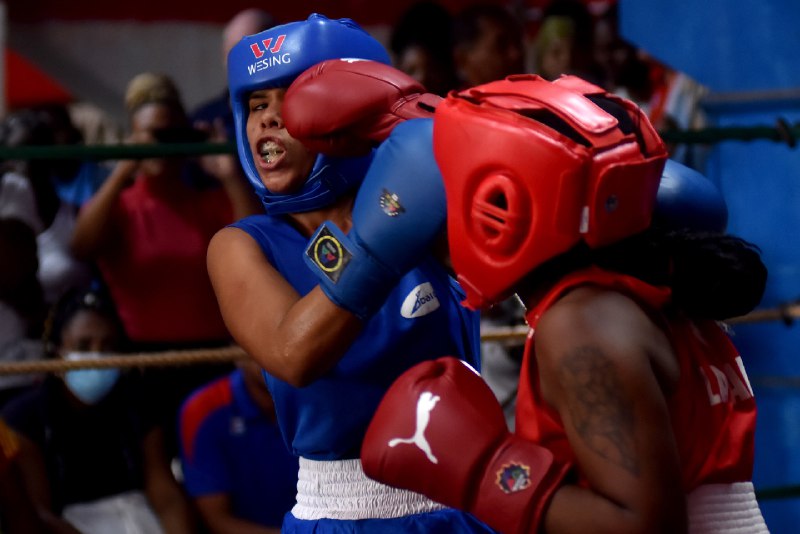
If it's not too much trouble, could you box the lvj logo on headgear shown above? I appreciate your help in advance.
[247,35,291,75]
[250,35,286,58]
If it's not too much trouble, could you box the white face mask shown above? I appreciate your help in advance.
[62,352,120,405]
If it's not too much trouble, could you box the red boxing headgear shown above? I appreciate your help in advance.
[434,75,668,310]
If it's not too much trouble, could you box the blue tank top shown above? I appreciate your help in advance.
[231,215,481,460]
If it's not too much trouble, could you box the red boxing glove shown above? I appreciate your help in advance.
[362,357,569,534]
[283,59,442,156]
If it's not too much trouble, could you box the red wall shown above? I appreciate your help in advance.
[8,0,525,25]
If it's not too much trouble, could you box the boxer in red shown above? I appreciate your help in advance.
[359,74,770,533]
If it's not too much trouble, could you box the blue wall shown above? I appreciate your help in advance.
[622,1,800,531]
[620,1,800,93]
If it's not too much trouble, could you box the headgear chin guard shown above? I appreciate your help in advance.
[434,74,668,310]
[227,13,391,214]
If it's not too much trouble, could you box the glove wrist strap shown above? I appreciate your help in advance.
[304,221,396,320]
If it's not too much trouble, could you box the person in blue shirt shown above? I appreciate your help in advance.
[207,13,494,534]
[179,359,297,533]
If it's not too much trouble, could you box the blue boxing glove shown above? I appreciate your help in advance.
[304,119,446,320]
[655,159,729,233]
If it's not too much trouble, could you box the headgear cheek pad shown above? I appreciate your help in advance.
[434,74,668,310]
[227,13,392,214]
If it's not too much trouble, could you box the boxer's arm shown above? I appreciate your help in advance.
[208,227,362,386]
[535,286,687,534]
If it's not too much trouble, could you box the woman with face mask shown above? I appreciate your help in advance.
[2,285,197,534]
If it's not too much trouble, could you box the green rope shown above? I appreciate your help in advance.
[0,141,235,161]
[756,484,800,500]
[0,120,799,161]
[660,119,799,147]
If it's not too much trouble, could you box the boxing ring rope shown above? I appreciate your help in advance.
[0,345,248,374]
[659,118,800,148]
[1,117,799,162]
[1,299,799,376]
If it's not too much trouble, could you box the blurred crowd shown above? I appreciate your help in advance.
[0,1,708,532]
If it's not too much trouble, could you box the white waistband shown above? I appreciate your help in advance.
[291,457,445,521]
[687,482,769,533]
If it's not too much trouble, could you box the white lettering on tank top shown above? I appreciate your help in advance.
[700,356,755,406]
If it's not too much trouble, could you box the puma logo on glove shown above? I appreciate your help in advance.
[388,391,440,463]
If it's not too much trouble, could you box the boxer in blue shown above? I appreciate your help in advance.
[208,14,495,533]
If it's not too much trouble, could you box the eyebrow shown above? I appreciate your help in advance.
[249,90,270,100]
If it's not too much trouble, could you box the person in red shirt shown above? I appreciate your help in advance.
[71,72,259,348]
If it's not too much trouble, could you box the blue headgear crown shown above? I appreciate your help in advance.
[227,13,391,214]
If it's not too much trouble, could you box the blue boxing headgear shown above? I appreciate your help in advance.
[227,13,392,214]
[655,159,729,233]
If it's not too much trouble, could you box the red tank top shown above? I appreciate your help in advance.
[515,267,757,491]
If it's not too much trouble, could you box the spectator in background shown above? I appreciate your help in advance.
[0,106,106,308]
[179,358,298,534]
[70,72,261,457]
[643,57,710,165]
[69,100,124,147]
[0,112,49,407]
[3,285,197,534]
[191,8,276,141]
[71,70,259,349]
[591,4,654,106]
[452,3,525,88]
[591,4,709,164]
[0,219,44,408]
[0,417,46,533]
[532,0,603,84]
[389,1,459,97]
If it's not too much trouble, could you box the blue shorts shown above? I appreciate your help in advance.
[282,508,498,533]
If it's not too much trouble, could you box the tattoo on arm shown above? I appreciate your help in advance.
[558,346,640,475]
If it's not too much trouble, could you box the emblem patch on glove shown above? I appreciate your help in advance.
[379,188,406,217]
[496,463,531,494]
[306,226,352,283]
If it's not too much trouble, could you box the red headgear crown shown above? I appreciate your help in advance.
[434,75,667,310]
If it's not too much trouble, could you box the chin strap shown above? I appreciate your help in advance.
[260,152,374,215]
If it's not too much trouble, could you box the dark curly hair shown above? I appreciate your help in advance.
[522,226,768,321]
[42,283,128,357]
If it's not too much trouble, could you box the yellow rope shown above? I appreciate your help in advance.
[725,303,800,325]
[0,346,248,375]
[0,305,791,376]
